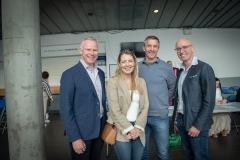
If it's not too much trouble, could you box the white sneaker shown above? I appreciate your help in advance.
[45,119,50,123]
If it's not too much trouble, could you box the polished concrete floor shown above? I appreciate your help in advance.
[1,113,240,160]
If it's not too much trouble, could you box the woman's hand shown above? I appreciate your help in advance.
[125,132,132,140]
[222,99,227,104]
[130,128,140,140]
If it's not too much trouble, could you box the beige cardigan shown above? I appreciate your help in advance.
[107,77,149,146]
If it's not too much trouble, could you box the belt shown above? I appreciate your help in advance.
[178,112,184,116]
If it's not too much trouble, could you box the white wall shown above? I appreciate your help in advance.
[0,28,240,88]
[41,28,240,79]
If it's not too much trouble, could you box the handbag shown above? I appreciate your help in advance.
[169,133,181,146]
[101,122,117,145]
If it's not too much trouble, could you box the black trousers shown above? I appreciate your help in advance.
[69,134,104,160]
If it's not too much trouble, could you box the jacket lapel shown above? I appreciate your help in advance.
[98,68,106,103]
[175,69,183,97]
[77,62,98,99]
[183,65,195,85]
[139,90,144,109]
[118,80,131,107]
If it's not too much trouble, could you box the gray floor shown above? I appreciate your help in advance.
[1,113,240,160]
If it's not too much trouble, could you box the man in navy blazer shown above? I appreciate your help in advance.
[172,38,215,160]
[60,37,107,160]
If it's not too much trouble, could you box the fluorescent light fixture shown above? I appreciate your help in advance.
[154,10,158,13]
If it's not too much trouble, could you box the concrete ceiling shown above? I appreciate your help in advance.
[1,0,240,39]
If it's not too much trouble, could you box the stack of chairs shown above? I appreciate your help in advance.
[230,86,240,93]
[0,99,7,134]
[221,86,239,101]
[222,89,236,99]
[221,87,230,91]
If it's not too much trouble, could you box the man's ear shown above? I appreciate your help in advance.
[79,48,82,55]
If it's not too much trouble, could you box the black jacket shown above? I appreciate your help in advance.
[172,60,216,132]
[237,89,240,102]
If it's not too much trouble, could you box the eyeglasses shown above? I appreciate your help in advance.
[174,45,192,52]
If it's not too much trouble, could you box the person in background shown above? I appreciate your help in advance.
[167,60,173,66]
[59,37,107,160]
[236,88,240,102]
[139,36,176,160]
[172,38,215,160]
[209,77,231,138]
[167,60,179,77]
[107,49,149,160]
[167,60,179,106]
[42,71,53,125]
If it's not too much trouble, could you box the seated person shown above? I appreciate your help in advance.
[237,88,240,102]
[209,78,231,138]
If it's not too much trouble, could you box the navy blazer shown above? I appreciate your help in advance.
[60,62,107,142]
[172,60,215,132]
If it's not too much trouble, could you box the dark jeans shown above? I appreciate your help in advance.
[177,114,209,160]
[69,135,104,160]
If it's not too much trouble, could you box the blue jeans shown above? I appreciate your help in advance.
[112,137,144,160]
[142,115,169,160]
[177,114,209,160]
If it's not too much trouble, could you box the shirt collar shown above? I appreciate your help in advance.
[180,56,198,71]
[80,59,98,71]
[142,57,160,64]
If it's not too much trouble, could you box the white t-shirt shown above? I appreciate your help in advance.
[126,90,140,122]
[215,87,222,101]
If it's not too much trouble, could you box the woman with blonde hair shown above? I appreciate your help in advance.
[107,49,149,160]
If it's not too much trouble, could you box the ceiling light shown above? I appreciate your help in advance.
[154,10,158,13]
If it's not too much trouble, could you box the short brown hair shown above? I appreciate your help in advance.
[144,36,160,46]
[42,71,49,79]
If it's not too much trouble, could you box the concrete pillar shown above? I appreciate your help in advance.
[2,0,46,159]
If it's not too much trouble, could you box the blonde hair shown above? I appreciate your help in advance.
[114,49,144,96]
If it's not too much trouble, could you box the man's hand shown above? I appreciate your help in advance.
[72,139,86,154]
[48,97,53,102]
[188,126,200,137]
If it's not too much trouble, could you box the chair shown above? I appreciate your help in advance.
[227,95,236,102]
[221,87,230,92]
[0,100,7,134]
[230,86,240,92]
[222,89,236,99]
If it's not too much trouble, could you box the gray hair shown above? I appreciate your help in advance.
[79,37,98,49]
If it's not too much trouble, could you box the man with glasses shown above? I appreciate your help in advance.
[172,38,215,160]
[139,36,176,160]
